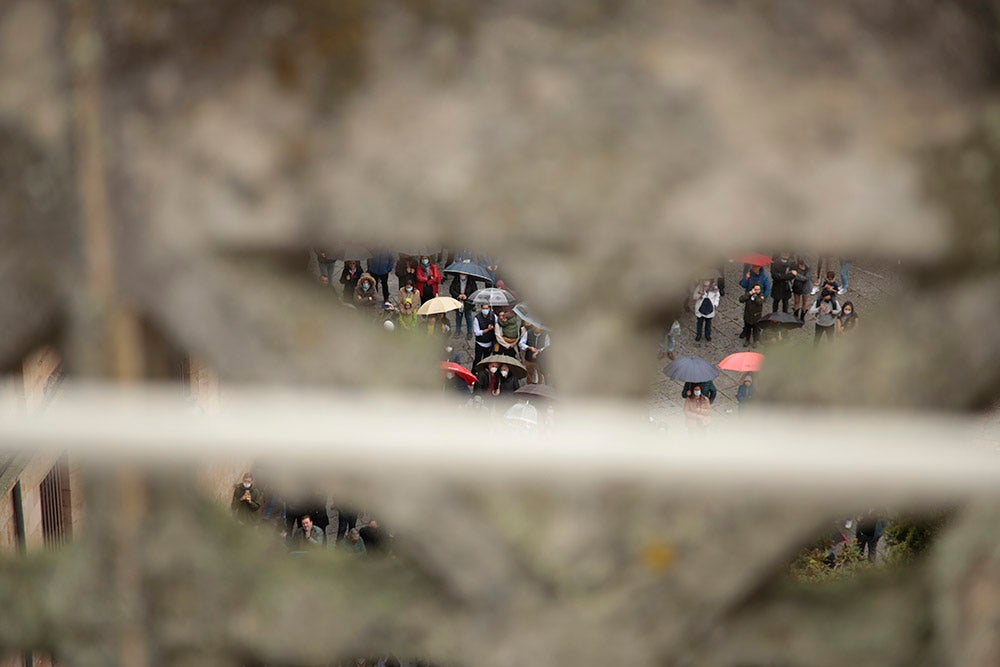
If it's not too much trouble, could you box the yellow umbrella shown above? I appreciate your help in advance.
[417,296,463,316]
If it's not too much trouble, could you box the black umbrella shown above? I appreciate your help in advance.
[443,260,493,282]
[662,356,719,383]
[759,311,804,329]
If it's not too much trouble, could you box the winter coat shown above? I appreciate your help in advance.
[354,273,379,308]
[394,256,419,288]
[366,251,396,276]
[692,285,720,319]
[739,292,766,325]
[231,484,263,520]
[770,257,795,300]
[681,381,717,404]
[739,269,772,300]
[340,263,362,295]
[448,274,480,310]
[683,396,712,426]
[791,263,812,295]
[416,262,443,300]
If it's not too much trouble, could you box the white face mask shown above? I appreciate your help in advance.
[500,370,509,378]
[242,482,252,489]
[693,390,701,397]
[844,309,852,315]
[406,286,413,292]
[489,367,498,374]
[421,259,430,266]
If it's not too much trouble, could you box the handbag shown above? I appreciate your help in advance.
[698,296,714,316]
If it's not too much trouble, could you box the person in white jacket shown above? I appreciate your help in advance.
[693,279,721,342]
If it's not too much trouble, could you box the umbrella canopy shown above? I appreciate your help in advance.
[662,356,719,383]
[417,296,463,316]
[512,303,550,331]
[443,260,493,282]
[718,352,764,372]
[735,253,773,267]
[475,354,527,379]
[759,311,805,329]
[441,361,476,386]
[469,287,517,307]
[514,383,556,401]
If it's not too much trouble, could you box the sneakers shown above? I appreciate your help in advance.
[742,338,750,347]
[838,287,847,295]
[810,285,819,295]
[465,332,472,341]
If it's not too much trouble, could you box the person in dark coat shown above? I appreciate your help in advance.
[770,252,794,314]
[738,284,765,348]
[339,260,362,302]
[855,510,885,563]
[448,273,480,340]
[791,256,811,321]
[394,255,419,291]
[230,472,263,523]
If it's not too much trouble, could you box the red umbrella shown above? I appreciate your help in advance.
[718,352,764,372]
[441,361,476,386]
[735,253,773,267]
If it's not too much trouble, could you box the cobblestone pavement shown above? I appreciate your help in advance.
[647,255,904,433]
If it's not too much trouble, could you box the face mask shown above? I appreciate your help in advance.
[243,482,252,489]
[693,390,701,397]
[481,308,489,315]
[405,286,413,292]
[446,372,454,379]
[501,370,509,378]
[844,309,852,315]
[363,283,370,290]
[421,259,429,266]
[489,367,498,374]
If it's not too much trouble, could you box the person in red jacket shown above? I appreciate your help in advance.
[415,255,443,302]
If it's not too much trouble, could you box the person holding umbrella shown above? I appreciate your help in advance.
[472,303,498,367]
[739,263,771,300]
[738,284,766,348]
[475,356,523,401]
[416,255,443,303]
[692,278,720,342]
[447,270,480,340]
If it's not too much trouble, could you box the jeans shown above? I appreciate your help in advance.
[814,323,835,344]
[840,261,851,291]
[454,307,474,333]
[695,316,712,339]
[318,260,337,285]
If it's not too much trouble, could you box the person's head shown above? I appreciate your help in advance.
[488,363,499,374]
[319,274,329,285]
[348,527,360,543]
[779,251,790,261]
[826,270,836,281]
[842,301,855,316]
[404,278,414,292]
[743,377,753,387]
[498,310,510,322]
[751,265,761,274]
[797,256,807,269]
[822,288,834,301]
[703,278,714,288]
[368,519,379,529]
[300,515,313,531]
[420,255,431,266]
[692,384,702,397]
[361,278,372,290]
[751,284,761,294]
[346,260,358,270]
[241,472,253,489]
[481,304,491,316]
[500,364,510,378]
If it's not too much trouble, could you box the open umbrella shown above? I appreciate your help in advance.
[470,287,517,307]
[515,384,556,401]
[443,260,493,283]
[718,352,764,372]
[735,253,773,267]
[417,296,463,316]
[662,356,719,383]
[441,361,476,386]
[513,303,550,331]
[475,354,527,379]
[759,311,804,329]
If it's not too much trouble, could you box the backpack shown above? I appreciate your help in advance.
[698,296,714,316]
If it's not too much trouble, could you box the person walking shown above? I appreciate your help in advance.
[738,284,765,348]
[808,287,841,344]
[692,279,720,342]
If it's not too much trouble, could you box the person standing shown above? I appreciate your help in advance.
[314,249,338,287]
[448,273,479,340]
[855,510,885,563]
[836,301,860,336]
[472,304,498,367]
[415,255,443,303]
[658,320,681,361]
[738,284,765,348]
[739,265,772,301]
[339,260,362,302]
[736,376,754,414]
[791,256,811,321]
[366,250,396,302]
[230,472,262,524]
[353,273,379,311]
[808,287,841,344]
[396,280,421,331]
[394,255,418,291]
[839,257,852,295]
[770,252,794,313]
[683,384,712,432]
[519,324,550,385]
[692,279,720,342]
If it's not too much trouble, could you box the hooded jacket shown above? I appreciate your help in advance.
[354,273,379,307]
